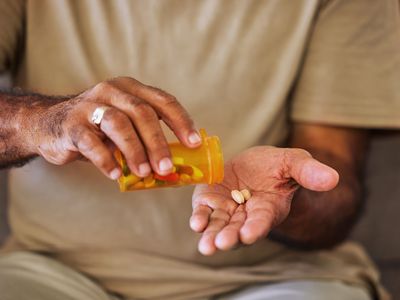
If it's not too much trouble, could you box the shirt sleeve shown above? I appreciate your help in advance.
[0,0,25,73]
[290,0,400,128]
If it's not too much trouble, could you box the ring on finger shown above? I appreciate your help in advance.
[91,106,111,126]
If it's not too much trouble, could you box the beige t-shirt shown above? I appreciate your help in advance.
[1,0,400,299]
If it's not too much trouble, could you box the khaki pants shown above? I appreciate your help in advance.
[0,252,371,300]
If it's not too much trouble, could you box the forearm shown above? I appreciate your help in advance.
[271,124,369,249]
[0,89,67,169]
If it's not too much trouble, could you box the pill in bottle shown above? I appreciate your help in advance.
[114,129,224,191]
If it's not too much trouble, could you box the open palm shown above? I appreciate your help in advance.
[191,146,339,255]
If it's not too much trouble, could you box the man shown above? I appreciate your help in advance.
[0,0,399,299]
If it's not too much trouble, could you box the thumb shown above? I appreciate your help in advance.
[285,149,339,192]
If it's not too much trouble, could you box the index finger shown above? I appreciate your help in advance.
[116,77,202,148]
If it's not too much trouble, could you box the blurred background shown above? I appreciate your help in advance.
[0,72,399,297]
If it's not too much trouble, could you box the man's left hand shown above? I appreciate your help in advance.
[190,146,339,256]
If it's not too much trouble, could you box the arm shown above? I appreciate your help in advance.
[271,123,369,249]
[0,77,201,177]
[0,90,62,169]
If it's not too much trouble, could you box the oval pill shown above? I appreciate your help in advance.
[240,189,252,201]
[231,189,245,204]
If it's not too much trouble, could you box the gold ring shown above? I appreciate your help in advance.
[91,106,110,126]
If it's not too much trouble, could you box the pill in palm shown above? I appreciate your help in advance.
[231,189,245,204]
[240,189,252,201]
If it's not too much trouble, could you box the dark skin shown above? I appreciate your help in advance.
[273,124,368,249]
[0,77,201,177]
[191,123,367,254]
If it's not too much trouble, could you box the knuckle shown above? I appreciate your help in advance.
[130,98,147,110]
[77,133,96,153]
[162,94,178,107]
[154,95,192,127]
[292,148,312,158]
[103,107,122,119]
[93,81,116,95]
[126,147,146,163]
[174,111,193,128]
[69,126,89,147]
[94,155,112,170]
[122,135,138,144]
[147,131,168,148]
[124,137,144,154]
[151,87,177,105]
[102,109,129,131]
[119,76,138,84]
[130,99,156,119]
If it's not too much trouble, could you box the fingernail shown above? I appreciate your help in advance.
[138,162,151,176]
[188,131,201,145]
[159,157,173,173]
[109,168,121,180]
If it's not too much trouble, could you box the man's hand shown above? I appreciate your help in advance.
[18,77,201,179]
[190,146,339,256]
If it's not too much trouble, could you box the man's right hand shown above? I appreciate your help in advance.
[26,77,201,179]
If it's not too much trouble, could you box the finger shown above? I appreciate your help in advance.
[70,126,121,180]
[239,198,275,245]
[112,77,201,148]
[198,209,231,256]
[103,90,173,175]
[285,149,339,192]
[215,205,246,251]
[190,205,212,232]
[98,107,151,177]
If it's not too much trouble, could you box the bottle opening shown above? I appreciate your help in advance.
[200,129,224,184]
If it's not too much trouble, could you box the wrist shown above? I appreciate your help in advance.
[16,101,45,156]
[17,94,69,156]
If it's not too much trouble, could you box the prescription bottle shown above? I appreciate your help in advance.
[115,129,224,191]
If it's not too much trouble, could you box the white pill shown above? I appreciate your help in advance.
[240,189,252,201]
[231,189,245,204]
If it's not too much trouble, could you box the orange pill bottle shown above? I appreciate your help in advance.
[114,129,224,191]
